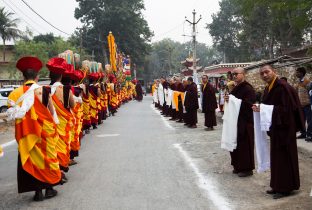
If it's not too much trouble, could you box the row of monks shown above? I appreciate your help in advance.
[151,76,199,128]
[5,56,137,201]
[151,65,304,200]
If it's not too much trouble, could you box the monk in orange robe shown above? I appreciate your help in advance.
[46,58,75,181]
[88,74,100,129]
[8,57,61,201]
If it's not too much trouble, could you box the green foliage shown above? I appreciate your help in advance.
[74,0,153,65]
[208,0,312,62]
[14,38,83,78]
[33,33,56,44]
[143,39,222,81]
[0,7,21,61]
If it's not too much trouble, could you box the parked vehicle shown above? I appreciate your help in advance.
[0,88,13,113]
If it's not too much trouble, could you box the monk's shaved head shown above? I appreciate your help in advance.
[233,67,245,74]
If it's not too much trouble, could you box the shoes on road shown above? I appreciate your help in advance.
[237,171,253,177]
[272,192,290,199]
[297,134,306,139]
[189,125,197,128]
[33,190,44,201]
[69,159,78,166]
[45,188,58,199]
[205,127,214,131]
[266,189,277,194]
[232,169,238,174]
[176,119,183,123]
[305,136,312,142]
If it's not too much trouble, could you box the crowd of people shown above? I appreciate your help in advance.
[152,64,310,199]
[0,56,140,201]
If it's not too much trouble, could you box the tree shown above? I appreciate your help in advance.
[208,0,312,62]
[207,0,242,63]
[74,0,153,65]
[143,39,222,81]
[14,37,84,78]
[33,33,56,44]
[0,7,21,62]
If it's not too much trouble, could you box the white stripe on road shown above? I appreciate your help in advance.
[310,188,312,197]
[1,140,16,148]
[150,104,175,130]
[173,143,231,210]
[96,134,120,138]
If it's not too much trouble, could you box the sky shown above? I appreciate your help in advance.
[0,0,220,46]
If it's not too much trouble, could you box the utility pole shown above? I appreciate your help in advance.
[168,46,173,76]
[185,10,202,84]
[133,63,137,80]
[79,28,83,54]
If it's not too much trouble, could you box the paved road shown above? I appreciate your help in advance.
[0,97,220,210]
[1,96,311,210]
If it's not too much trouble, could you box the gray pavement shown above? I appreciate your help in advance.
[0,96,311,210]
[0,97,216,210]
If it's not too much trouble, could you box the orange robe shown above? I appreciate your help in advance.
[82,93,91,129]
[89,90,98,124]
[9,84,61,185]
[71,103,83,154]
[52,94,73,170]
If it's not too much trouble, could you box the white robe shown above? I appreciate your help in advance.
[221,95,242,152]
[253,111,271,173]
[158,84,164,106]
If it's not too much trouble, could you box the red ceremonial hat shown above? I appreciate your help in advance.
[62,64,75,78]
[16,56,43,72]
[46,57,66,74]
[71,69,84,81]
[88,72,99,81]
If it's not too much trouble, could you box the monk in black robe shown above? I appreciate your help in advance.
[201,75,217,130]
[253,64,304,199]
[225,67,256,177]
[184,77,199,128]
[135,82,143,101]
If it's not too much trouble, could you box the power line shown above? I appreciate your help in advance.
[6,0,49,33]
[20,0,71,36]
[1,0,41,34]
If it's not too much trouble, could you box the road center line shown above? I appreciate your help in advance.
[173,143,232,210]
[150,104,175,130]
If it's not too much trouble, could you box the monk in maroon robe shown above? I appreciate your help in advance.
[253,64,304,199]
[225,67,256,177]
[184,77,199,128]
[135,82,143,101]
[201,75,217,130]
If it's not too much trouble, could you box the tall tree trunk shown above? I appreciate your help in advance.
[2,39,6,62]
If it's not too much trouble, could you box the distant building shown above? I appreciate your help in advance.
[203,62,252,88]
[180,57,203,77]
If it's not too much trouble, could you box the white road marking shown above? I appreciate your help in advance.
[96,134,120,138]
[310,188,312,196]
[150,104,175,130]
[173,143,232,210]
[1,140,16,148]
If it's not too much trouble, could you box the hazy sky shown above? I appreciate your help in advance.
[1,0,220,45]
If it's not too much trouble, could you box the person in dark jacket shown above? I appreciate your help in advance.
[184,77,199,128]
[201,75,218,130]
